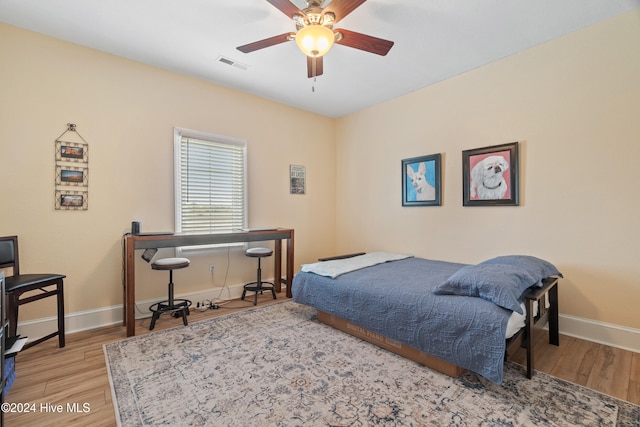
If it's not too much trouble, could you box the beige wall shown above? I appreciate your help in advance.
[0,24,336,320]
[335,10,640,330]
[1,10,639,334]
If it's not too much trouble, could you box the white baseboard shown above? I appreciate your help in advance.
[558,314,640,353]
[15,282,268,341]
[16,295,640,354]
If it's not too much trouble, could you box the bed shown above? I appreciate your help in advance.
[291,253,562,384]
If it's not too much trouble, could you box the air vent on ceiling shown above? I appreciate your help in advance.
[217,56,248,71]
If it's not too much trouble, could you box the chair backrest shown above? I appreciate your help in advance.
[0,235,19,275]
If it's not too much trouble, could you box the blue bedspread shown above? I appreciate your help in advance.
[292,257,512,383]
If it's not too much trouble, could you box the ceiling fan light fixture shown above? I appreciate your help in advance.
[295,24,335,57]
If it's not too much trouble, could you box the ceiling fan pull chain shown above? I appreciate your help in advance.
[311,55,317,92]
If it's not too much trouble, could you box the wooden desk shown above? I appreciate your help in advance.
[123,228,294,336]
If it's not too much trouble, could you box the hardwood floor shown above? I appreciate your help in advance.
[4,296,639,426]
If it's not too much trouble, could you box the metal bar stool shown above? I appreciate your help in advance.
[241,247,276,306]
[149,257,192,330]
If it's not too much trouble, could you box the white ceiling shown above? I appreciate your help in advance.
[1,0,638,118]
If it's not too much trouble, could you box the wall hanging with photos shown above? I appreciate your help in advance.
[54,123,89,210]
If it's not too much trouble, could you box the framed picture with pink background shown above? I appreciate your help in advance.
[462,142,519,206]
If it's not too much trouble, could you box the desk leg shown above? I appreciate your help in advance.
[274,239,282,293]
[286,230,294,298]
[122,238,127,327]
[124,235,136,337]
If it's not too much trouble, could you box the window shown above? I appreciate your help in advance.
[174,127,247,242]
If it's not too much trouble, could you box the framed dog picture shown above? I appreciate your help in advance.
[402,153,441,206]
[462,142,519,206]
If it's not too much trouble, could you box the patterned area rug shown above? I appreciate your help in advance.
[104,301,640,426]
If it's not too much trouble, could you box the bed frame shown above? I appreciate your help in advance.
[509,276,560,378]
[316,270,559,380]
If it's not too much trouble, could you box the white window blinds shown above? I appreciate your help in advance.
[174,128,247,235]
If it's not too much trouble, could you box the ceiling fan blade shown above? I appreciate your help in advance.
[266,0,302,18]
[334,29,394,56]
[307,56,324,78]
[324,0,367,23]
[237,33,294,53]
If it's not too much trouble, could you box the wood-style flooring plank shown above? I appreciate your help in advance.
[551,337,600,386]
[629,352,640,404]
[587,345,632,401]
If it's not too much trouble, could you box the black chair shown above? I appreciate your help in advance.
[241,247,276,305]
[148,257,192,330]
[0,236,65,349]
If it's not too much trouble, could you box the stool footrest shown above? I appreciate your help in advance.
[241,282,277,306]
[243,281,274,292]
[149,299,192,330]
[149,298,192,313]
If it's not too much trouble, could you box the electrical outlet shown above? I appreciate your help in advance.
[210,265,215,274]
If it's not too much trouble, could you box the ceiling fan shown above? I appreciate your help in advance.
[237,0,394,78]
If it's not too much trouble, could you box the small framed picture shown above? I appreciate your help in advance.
[402,153,441,206]
[56,165,88,186]
[55,190,88,210]
[462,142,519,206]
[290,165,306,195]
[56,140,88,163]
